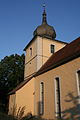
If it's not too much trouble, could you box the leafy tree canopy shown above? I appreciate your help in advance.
[0,54,25,92]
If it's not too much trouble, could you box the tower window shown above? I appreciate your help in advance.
[30,48,32,56]
[55,77,61,119]
[40,82,44,115]
[51,44,55,53]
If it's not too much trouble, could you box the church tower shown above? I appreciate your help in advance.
[24,6,67,80]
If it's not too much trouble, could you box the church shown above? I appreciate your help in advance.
[8,6,80,120]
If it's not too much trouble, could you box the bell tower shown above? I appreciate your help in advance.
[24,5,67,80]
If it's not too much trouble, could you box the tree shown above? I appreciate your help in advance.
[0,54,25,92]
[0,54,25,113]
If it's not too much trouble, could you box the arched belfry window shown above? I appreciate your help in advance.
[40,82,44,115]
[55,77,61,119]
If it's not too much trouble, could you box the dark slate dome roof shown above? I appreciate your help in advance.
[33,9,56,39]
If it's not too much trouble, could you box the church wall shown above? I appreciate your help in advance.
[24,36,43,78]
[37,37,66,67]
[24,36,66,78]
[24,36,66,79]
[42,38,66,66]
[25,39,37,63]
[36,36,43,71]
[35,57,80,119]
[42,38,66,57]
[24,38,37,78]
[8,93,16,115]
[15,77,35,116]
[24,57,37,79]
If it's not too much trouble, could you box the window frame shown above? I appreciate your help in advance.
[54,77,61,119]
[50,44,55,53]
[76,70,80,103]
[40,82,44,115]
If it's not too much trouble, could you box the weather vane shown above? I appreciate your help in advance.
[42,2,46,11]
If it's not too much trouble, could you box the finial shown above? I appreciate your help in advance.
[42,2,47,24]
[43,3,46,11]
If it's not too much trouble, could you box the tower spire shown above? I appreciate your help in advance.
[42,3,47,24]
[33,2,56,39]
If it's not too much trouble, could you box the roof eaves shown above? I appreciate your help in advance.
[35,51,80,76]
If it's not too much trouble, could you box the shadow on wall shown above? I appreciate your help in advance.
[61,92,80,120]
[37,93,80,120]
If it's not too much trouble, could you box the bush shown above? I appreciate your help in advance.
[0,112,43,120]
[0,112,17,120]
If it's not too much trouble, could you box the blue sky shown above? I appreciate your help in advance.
[0,0,80,60]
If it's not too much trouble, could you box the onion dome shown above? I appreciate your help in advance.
[33,6,56,39]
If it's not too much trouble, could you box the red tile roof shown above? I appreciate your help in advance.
[35,37,80,76]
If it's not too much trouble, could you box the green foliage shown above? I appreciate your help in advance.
[0,54,25,113]
[0,109,44,120]
[11,105,26,120]
[0,54,25,92]
[22,115,43,120]
[8,105,44,120]
[0,112,17,120]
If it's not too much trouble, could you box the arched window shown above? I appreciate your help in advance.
[55,77,61,119]
[40,82,44,115]
[77,70,80,97]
